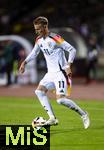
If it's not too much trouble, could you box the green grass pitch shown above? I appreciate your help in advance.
[0,96,104,150]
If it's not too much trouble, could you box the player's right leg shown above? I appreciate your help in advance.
[35,73,58,126]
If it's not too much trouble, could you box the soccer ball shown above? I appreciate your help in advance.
[32,117,46,129]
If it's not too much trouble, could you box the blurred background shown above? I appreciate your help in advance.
[0,0,104,86]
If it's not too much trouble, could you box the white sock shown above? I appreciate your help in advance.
[35,90,55,118]
[57,98,86,116]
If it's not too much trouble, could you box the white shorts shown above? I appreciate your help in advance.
[39,71,72,96]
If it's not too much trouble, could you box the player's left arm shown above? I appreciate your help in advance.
[60,40,76,77]
[52,34,76,77]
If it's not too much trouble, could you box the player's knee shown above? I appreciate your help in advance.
[56,94,65,104]
[35,89,46,97]
[57,98,64,104]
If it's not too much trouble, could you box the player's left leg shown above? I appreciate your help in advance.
[55,71,90,129]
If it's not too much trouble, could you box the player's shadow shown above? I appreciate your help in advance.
[89,125,104,130]
[50,127,83,136]
[50,124,104,136]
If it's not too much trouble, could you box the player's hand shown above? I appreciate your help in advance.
[65,63,72,78]
[65,67,72,78]
[19,61,26,74]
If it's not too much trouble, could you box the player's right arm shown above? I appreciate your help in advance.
[19,42,40,74]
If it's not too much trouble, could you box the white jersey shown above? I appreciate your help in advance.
[25,32,76,73]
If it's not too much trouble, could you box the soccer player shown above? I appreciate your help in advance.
[19,16,90,129]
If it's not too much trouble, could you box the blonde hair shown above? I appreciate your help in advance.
[33,16,48,26]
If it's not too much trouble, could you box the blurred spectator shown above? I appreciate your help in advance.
[3,40,14,86]
[1,14,10,25]
[0,45,6,73]
[11,42,26,84]
[0,41,26,86]
[86,34,100,84]
[80,23,90,39]
[0,13,11,34]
